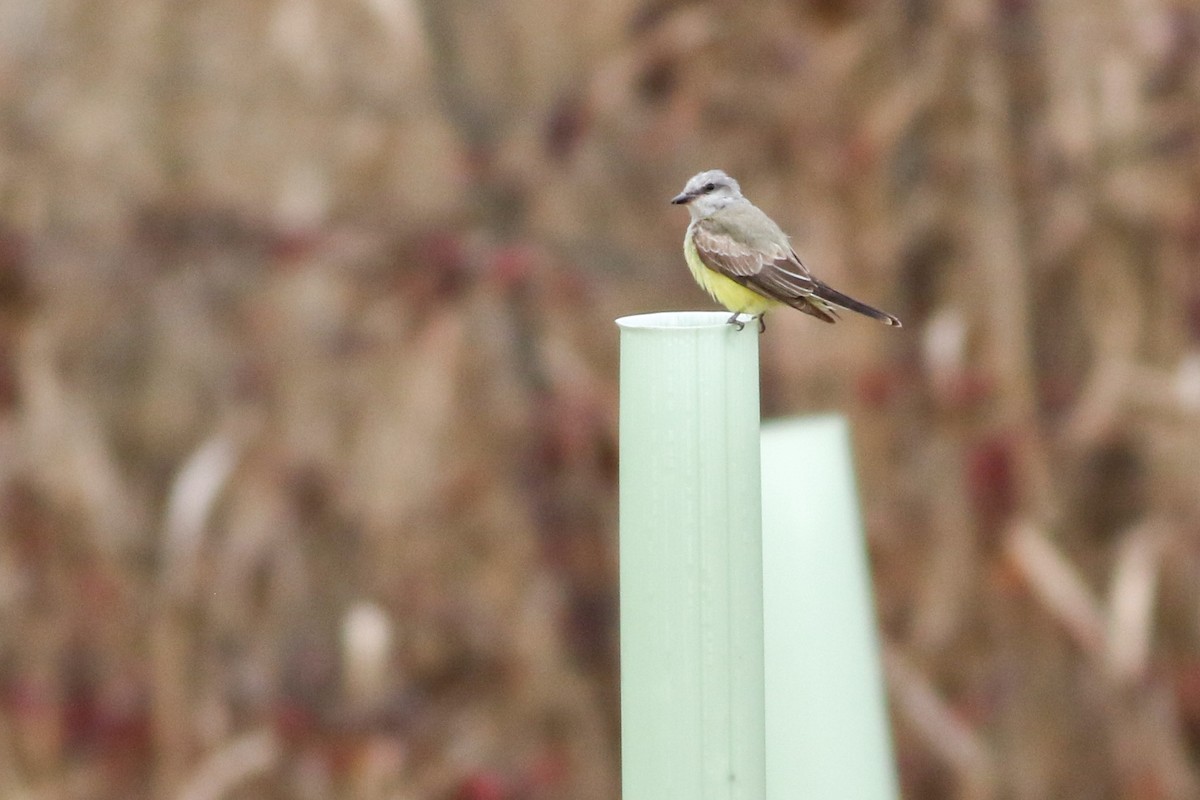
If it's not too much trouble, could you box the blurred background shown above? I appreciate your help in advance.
[1,0,1199,798]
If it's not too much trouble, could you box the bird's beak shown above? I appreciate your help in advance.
[670,192,691,205]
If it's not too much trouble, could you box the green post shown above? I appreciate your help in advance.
[616,311,766,800]
[760,415,898,799]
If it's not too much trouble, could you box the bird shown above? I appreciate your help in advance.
[671,169,902,332]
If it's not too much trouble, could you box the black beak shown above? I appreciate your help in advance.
[670,192,690,205]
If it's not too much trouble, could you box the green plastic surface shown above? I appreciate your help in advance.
[760,416,898,799]
[617,312,766,800]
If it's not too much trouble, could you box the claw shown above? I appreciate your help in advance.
[726,312,745,331]
[757,315,766,333]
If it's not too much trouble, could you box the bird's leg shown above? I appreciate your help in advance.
[757,315,766,334]
[726,312,746,331]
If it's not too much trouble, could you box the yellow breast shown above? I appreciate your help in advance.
[684,225,777,316]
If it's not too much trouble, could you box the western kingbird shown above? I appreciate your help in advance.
[672,169,902,331]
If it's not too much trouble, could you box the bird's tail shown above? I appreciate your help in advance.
[811,281,902,327]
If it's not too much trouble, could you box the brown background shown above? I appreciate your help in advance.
[1,1,1199,798]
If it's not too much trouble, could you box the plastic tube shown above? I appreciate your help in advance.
[760,415,898,799]
[616,311,765,800]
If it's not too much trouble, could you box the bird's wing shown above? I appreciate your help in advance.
[694,205,901,327]
[692,208,824,302]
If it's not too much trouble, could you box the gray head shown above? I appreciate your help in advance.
[671,169,746,220]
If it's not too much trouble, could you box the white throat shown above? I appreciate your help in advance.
[688,193,744,222]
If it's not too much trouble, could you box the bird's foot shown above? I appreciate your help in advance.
[726,312,746,331]
[757,315,766,334]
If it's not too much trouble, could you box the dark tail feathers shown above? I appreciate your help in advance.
[811,281,902,327]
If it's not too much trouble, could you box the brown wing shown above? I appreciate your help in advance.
[691,218,840,323]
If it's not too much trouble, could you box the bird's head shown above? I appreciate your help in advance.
[671,169,744,220]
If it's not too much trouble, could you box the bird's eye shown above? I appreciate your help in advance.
[702,182,716,192]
